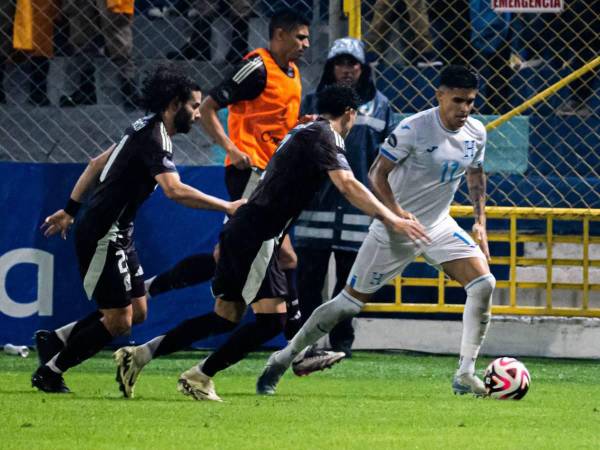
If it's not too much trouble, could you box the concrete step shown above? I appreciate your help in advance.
[493,241,600,309]
[494,286,600,309]
[351,316,600,358]
[515,266,600,284]
[522,241,600,260]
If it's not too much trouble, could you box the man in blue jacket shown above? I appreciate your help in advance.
[293,38,395,360]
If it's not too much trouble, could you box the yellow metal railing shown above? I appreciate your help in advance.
[363,206,600,317]
[485,55,600,131]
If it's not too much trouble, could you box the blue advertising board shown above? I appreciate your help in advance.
[0,162,284,349]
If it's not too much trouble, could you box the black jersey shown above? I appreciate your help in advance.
[77,115,177,242]
[231,118,351,239]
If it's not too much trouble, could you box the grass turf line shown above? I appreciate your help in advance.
[1,351,599,449]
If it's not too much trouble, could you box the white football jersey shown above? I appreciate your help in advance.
[374,106,486,232]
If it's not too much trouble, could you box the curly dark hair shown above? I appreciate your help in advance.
[439,65,479,90]
[316,85,360,117]
[140,64,201,114]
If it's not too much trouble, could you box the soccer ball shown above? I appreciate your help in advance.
[483,357,531,400]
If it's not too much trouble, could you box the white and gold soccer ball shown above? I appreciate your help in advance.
[483,357,531,400]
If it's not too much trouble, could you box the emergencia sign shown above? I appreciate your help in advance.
[491,0,563,13]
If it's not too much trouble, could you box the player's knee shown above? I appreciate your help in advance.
[214,298,246,323]
[278,240,297,269]
[104,317,132,337]
[101,308,133,336]
[465,273,496,309]
[132,308,147,325]
[317,292,363,323]
[131,297,148,324]
[278,250,297,270]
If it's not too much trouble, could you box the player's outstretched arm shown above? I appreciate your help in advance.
[155,171,245,215]
[41,144,116,239]
[328,169,429,243]
[467,167,490,261]
[368,154,416,221]
[199,96,251,169]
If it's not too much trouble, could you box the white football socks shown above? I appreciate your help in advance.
[275,290,364,367]
[55,321,77,344]
[144,276,156,299]
[458,273,496,375]
[46,354,63,374]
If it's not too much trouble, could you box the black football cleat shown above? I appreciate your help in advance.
[34,330,64,366]
[31,366,71,393]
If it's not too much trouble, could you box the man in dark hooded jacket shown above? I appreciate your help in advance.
[294,38,396,358]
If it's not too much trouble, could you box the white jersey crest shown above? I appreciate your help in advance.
[376,106,486,230]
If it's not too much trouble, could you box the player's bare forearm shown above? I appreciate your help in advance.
[467,167,486,226]
[369,169,407,218]
[369,170,395,210]
[345,178,393,220]
[330,170,396,223]
[330,170,429,243]
[199,96,249,167]
[155,171,242,214]
[467,167,490,261]
[170,187,231,212]
[71,144,115,202]
[199,96,234,152]
[368,155,414,220]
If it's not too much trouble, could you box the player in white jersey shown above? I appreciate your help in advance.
[256,65,495,397]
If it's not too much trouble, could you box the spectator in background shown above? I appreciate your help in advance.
[295,38,395,357]
[510,12,550,70]
[1,0,57,106]
[469,0,514,114]
[429,0,474,66]
[141,0,174,19]
[365,0,441,68]
[167,0,253,63]
[553,0,599,117]
[59,0,138,109]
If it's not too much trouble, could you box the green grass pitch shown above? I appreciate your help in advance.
[1,351,599,449]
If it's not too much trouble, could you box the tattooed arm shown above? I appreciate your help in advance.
[466,167,490,261]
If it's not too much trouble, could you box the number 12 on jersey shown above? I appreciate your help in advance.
[440,160,460,183]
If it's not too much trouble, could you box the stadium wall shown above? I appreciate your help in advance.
[351,316,600,359]
[0,162,286,349]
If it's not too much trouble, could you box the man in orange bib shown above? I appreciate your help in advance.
[198,9,310,349]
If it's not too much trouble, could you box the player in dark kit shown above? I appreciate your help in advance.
[113,85,429,401]
[31,65,244,393]
[142,9,313,341]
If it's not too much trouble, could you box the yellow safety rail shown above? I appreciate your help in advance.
[363,206,600,317]
[485,55,600,130]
